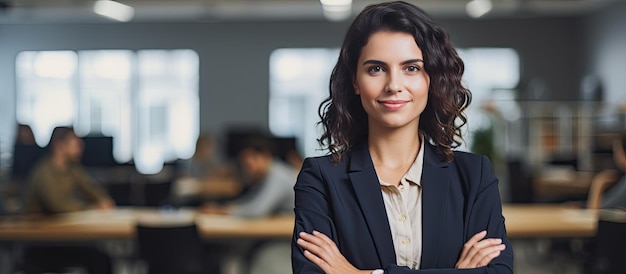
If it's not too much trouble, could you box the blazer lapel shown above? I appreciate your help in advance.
[347,143,397,266]
[420,143,451,268]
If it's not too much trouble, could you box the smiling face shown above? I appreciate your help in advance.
[353,31,430,133]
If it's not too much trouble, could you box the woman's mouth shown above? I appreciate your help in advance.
[379,100,409,111]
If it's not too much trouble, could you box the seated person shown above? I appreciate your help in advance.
[200,134,297,274]
[201,134,297,218]
[173,133,241,206]
[588,135,626,209]
[24,126,114,215]
[20,127,113,274]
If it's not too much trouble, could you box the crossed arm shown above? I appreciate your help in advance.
[297,230,505,274]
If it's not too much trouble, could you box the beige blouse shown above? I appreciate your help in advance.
[379,139,424,269]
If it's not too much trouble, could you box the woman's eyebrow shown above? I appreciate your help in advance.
[362,59,424,66]
[362,59,386,66]
[400,59,424,65]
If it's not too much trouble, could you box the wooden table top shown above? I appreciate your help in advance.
[0,204,597,241]
[0,208,294,241]
[503,204,597,238]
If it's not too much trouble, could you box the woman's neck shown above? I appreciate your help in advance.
[368,123,421,170]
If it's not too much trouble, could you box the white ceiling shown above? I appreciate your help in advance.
[0,0,621,24]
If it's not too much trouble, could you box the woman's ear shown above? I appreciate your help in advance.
[353,79,360,95]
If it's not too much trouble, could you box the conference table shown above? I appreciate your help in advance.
[0,204,597,241]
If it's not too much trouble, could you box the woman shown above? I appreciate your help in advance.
[292,2,513,273]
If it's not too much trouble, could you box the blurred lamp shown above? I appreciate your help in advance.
[466,0,492,18]
[320,0,352,21]
[93,0,134,22]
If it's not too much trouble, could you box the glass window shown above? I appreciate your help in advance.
[78,50,133,163]
[16,51,78,147]
[15,49,199,174]
[457,48,520,152]
[136,50,199,174]
[269,48,339,157]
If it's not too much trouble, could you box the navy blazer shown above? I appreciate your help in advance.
[292,142,514,273]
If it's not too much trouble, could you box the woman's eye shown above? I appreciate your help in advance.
[368,66,383,73]
[406,65,420,72]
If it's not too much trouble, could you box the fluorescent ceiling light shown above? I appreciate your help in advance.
[320,0,352,6]
[320,0,352,21]
[466,0,492,18]
[94,0,134,22]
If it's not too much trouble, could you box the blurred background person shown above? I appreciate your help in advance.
[201,133,297,274]
[587,134,626,209]
[24,126,114,215]
[201,133,296,217]
[19,126,113,274]
[284,148,305,171]
[173,132,242,206]
[14,123,37,147]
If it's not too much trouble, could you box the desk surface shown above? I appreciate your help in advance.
[503,204,596,238]
[0,208,294,241]
[0,204,597,241]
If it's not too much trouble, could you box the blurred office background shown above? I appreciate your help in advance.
[0,0,625,273]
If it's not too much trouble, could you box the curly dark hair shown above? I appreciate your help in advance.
[318,1,471,163]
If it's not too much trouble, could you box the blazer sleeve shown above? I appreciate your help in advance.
[292,158,335,274]
[384,156,514,274]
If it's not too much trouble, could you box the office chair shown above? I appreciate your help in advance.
[139,163,177,207]
[136,223,214,274]
[19,245,111,274]
[590,209,626,274]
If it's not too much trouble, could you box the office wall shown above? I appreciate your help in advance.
[442,17,585,101]
[584,2,626,104]
[0,16,585,156]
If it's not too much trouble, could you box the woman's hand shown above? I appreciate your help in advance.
[297,231,371,274]
[456,230,506,268]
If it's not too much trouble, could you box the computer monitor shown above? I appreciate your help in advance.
[81,136,116,167]
[273,136,298,163]
[224,128,269,159]
[11,144,46,181]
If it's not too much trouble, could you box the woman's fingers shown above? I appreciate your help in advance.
[297,231,361,274]
[460,230,486,259]
[456,231,506,269]
[313,230,335,246]
[467,243,506,267]
[312,230,342,256]
[302,250,331,273]
[297,236,327,260]
[479,245,505,267]
[298,231,336,261]
[464,238,502,262]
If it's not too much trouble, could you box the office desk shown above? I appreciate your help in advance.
[533,170,595,201]
[503,204,597,238]
[0,208,294,241]
[0,205,597,241]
